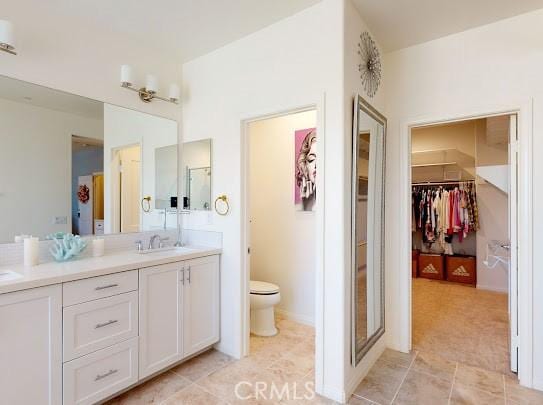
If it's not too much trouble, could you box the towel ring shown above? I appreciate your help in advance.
[141,196,151,213]
[214,195,230,216]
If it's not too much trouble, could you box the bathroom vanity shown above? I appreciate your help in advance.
[0,71,221,405]
[0,247,220,405]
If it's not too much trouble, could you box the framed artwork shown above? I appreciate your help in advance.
[294,127,317,211]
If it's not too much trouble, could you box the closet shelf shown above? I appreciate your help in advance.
[411,162,458,168]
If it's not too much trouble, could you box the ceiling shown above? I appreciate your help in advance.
[5,0,543,66]
[0,76,103,120]
[5,0,320,63]
[352,0,543,52]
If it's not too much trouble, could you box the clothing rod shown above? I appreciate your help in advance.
[412,180,475,186]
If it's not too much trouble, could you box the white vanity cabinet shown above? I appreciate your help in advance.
[0,285,62,405]
[139,255,220,378]
[138,261,184,378]
[0,251,220,405]
[183,255,220,357]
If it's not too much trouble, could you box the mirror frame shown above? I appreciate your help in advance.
[351,94,387,366]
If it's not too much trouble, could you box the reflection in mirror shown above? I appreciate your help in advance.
[0,75,178,243]
[181,139,212,211]
[352,95,386,365]
[155,145,179,210]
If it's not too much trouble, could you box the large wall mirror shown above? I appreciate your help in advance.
[351,94,386,365]
[0,75,178,243]
[181,139,212,211]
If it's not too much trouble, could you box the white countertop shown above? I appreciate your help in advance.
[0,246,221,295]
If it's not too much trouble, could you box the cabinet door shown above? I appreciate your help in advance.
[139,262,184,378]
[0,285,62,405]
[183,255,220,357]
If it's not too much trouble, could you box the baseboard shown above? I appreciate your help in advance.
[276,308,315,327]
[476,283,508,293]
[320,384,346,403]
[533,378,543,392]
[214,342,241,360]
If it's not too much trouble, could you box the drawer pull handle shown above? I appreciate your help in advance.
[95,283,119,291]
[95,319,118,329]
[95,369,118,381]
[187,266,191,284]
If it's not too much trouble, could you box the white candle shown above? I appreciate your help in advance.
[23,237,39,266]
[92,238,105,257]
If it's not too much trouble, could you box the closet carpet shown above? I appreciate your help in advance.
[412,278,510,375]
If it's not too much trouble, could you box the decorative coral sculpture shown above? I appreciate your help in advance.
[47,232,88,262]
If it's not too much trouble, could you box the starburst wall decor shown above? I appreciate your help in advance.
[358,31,381,98]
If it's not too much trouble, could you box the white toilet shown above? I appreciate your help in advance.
[250,280,281,336]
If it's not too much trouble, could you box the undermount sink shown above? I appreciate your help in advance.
[137,246,197,255]
[0,270,23,282]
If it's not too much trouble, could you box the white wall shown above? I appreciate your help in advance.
[181,0,348,400]
[103,104,178,233]
[0,97,102,242]
[344,0,387,397]
[475,119,509,292]
[476,183,508,291]
[248,110,316,325]
[384,9,543,389]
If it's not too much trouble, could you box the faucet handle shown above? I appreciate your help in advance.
[135,240,143,251]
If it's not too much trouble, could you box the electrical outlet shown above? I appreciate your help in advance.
[53,216,68,225]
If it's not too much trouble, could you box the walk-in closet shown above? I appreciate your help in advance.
[410,115,515,375]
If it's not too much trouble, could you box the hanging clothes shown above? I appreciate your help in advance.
[411,181,479,254]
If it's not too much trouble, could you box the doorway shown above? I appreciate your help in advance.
[71,135,104,236]
[111,144,141,233]
[409,114,518,375]
[241,106,322,397]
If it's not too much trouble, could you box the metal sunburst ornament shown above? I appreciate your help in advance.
[358,32,381,98]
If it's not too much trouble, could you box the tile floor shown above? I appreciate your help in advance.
[352,278,543,404]
[352,348,543,404]
[412,278,511,375]
[105,309,543,404]
[105,316,332,404]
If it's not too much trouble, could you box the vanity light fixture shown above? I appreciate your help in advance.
[120,65,180,104]
[0,20,16,55]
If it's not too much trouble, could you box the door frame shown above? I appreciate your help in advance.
[240,96,325,392]
[397,100,534,387]
[110,142,143,234]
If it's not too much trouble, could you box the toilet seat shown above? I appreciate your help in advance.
[250,280,279,295]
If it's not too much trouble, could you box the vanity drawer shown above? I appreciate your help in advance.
[63,270,138,306]
[63,337,138,405]
[63,291,138,361]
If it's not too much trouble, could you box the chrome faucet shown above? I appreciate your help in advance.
[148,234,169,250]
[148,234,161,250]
